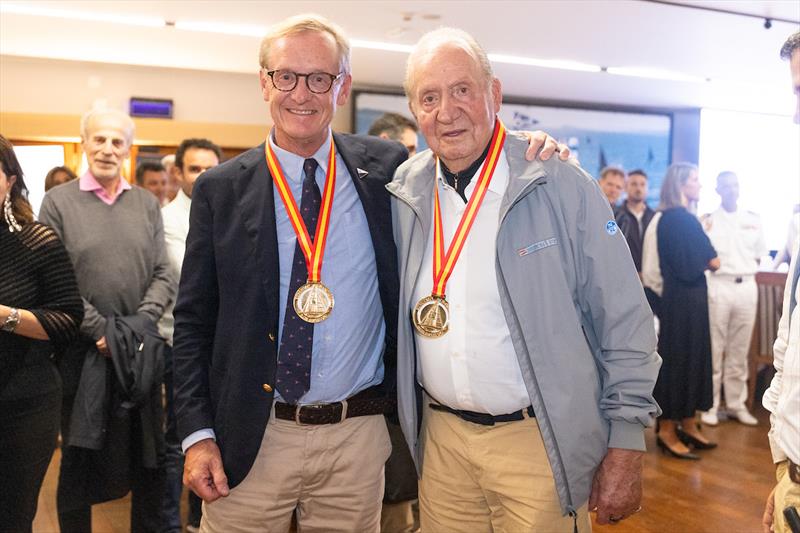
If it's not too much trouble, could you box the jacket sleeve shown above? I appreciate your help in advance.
[569,166,662,452]
[172,177,219,440]
[137,203,176,322]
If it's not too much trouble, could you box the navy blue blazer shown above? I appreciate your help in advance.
[173,133,406,489]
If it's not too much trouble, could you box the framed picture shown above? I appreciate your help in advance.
[353,90,673,206]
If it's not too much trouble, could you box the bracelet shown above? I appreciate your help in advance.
[1,307,20,333]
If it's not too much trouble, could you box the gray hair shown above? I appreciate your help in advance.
[658,162,698,211]
[780,31,800,60]
[404,27,494,101]
[80,108,135,144]
[259,14,351,75]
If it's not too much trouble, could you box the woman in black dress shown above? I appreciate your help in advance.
[653,162,720,459]
[0,135,83,531]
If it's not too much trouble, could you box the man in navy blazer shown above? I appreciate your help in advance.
[173,14,408,533]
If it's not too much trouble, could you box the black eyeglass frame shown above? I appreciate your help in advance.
[264,69,344,94]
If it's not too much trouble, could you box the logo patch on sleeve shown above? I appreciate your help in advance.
[605,220,618,235]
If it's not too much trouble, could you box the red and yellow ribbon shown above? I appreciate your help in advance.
[431,118,506,297]
[265,138,336,283]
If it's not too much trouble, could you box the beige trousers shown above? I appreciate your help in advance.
[200,412,391,533]
[419,402,590,533]
[381,500,418,533]
[774,461,800,533]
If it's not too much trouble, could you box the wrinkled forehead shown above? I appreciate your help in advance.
[410,43,485,92]
[85,114,132,142]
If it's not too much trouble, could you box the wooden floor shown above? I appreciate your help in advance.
[32,408,775,533]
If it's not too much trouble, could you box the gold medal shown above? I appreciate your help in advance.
[293,281,334,323]
[415,119,506,338]
[266,137,337,323]
[412,295,450,338]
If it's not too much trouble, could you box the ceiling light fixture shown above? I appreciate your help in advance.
[489,53,602,73]
[174,20,266,37]
[0,2,165,28]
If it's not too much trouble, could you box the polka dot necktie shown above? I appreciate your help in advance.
[275,158,320,404]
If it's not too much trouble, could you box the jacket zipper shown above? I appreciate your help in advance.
[495,175,578,519]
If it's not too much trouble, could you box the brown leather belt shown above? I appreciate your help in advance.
[790,459,800,484]
[274,385,393,425]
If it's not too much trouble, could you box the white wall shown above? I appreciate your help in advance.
[0,55,353,130]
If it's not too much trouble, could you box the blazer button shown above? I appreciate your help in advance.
[268,332,276,342]
[262,383,273,393]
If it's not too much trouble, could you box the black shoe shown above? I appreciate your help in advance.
[676,427,718,450]
[656,436,700,460]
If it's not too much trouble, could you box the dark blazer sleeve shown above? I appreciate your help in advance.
[173,175,220,439]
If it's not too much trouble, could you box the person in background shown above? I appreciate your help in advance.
[615,169,655,274]
[44,165,78,192]
[701,171,766,427]
[39,108,175,533]
[0,135,83,533]
[158,138,222,533]
[368,114,421,533]
[136,160,168,206]
[598,165,625,209]
[162,154,180,204]
[762,30,800,533]
[368,112,419,157]
[648,163,720,460]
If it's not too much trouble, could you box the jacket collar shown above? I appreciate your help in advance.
[387,131,547,219]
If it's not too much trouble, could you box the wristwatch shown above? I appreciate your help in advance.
[2,307,20,333]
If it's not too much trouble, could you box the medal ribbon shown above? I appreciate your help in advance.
[265,137,336,283]
[431,118,506,297]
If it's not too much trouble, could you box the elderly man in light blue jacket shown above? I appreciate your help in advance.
[387,28,662,532]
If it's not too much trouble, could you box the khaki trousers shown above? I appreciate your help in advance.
[419,402,590,533]
[381,500,418,533]
[200,412,391,533]
[774,461,800,533]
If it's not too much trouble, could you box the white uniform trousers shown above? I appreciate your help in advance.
[707,275,758,413]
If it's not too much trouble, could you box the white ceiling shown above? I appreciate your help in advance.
[1,0,799,114]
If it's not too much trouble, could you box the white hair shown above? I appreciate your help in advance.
[80,108,135,144]
[404,27,494,99]
[259,14,351,75]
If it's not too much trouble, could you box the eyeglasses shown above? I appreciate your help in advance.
[265,69,343,94]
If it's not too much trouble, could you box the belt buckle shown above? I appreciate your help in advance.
[294,403,324,425]
[294,402,347,425]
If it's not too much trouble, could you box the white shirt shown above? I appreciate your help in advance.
[157,188,192,345]
[763,236,800,465]
[703,207,766,278]
[413,150,530,415]
[641,212,663,297]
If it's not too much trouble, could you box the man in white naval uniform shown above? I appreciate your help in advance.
[701,171,767,426]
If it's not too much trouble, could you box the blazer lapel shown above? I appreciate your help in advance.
[233,144,280,309]
[334,133,390,252]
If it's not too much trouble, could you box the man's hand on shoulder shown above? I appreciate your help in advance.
[184,438,230,502]
[589,447,643,525]
[521,131,571,162]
